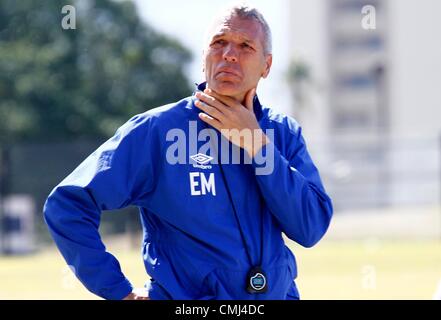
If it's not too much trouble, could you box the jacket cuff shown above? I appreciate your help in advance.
[100,279,133,300]
[250,141,281,176]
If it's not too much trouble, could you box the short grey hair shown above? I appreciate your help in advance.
[207,4,273,55]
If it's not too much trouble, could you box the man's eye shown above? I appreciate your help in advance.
[212,39,225,46]
[241,43,253,49]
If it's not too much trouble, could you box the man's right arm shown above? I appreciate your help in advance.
[43,114,157,300]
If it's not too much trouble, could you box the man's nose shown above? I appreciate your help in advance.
[222,44,238,63]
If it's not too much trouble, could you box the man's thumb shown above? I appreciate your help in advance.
[245,88,256,111]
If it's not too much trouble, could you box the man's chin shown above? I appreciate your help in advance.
[209,81,243,99]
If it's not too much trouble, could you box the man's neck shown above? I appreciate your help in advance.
[206,85,246,105]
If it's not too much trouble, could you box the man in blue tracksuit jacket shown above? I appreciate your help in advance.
[43,5,333,300]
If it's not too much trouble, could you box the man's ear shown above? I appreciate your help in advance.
[262,54,273,79]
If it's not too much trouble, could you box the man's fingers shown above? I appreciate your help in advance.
[195,99,224,121]
[196,91,228,112]
[123,292,150,300]
[198,112,222,130]
[204,89,238,109]
[204,88,255,111]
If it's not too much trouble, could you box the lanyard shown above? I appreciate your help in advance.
[196,96,268,293]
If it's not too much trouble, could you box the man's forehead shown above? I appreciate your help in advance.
[208,16,263,43]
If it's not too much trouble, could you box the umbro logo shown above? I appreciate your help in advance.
[190,153,213,165]
[190,153,213,169]
[189,154,215,195]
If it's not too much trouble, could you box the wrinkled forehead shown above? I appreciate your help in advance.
[206,15,264,46]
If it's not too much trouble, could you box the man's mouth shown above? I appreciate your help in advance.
[215,68,241,78]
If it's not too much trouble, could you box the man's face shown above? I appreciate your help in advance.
[203,15,272,102]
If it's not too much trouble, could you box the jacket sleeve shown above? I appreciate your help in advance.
[43,114,157,299]
[251,126,333,248]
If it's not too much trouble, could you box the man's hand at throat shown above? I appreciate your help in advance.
[194,88,269,159]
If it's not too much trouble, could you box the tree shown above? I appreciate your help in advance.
[0,1,194,245]
[287,55,312,123]
[0,0,193,143]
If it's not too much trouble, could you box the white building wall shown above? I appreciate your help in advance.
[387,0,441,206]
[288,0,441,208]
[388,0,441,140]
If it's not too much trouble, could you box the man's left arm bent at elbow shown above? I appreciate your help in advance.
[251,126,333,248]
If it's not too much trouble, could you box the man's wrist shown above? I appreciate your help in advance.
[245,130,269,158]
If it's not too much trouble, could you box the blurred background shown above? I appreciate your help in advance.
[0,0,440,299]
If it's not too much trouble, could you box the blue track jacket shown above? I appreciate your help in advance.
[44,83,333,300]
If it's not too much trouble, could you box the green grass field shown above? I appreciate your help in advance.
[1,239,440,299]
